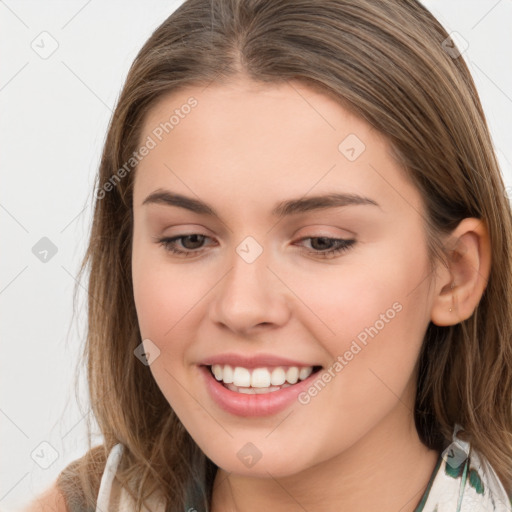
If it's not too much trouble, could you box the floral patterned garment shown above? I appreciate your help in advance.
[96,426,512,512]
[414,426,512,511]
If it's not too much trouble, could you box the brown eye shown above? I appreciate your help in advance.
[296,237,356,258]
[156,234,213,257]
[178,234,207,250]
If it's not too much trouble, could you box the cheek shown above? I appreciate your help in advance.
[280,246,426,345]
[132,241,208,340]
[289,242,430,391]
[286,251,431,456]
[131,249,204,406]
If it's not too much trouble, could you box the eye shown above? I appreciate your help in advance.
[154,234,356,259]
[295,236,356,259]
[155,234,213,257]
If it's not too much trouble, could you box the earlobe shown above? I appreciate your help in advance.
[430,218,491,327]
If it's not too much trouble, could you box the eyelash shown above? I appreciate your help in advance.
[155,234,355,259]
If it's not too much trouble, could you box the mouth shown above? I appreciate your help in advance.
[204,364,323,394]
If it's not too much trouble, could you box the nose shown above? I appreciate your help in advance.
[209,243,291,336]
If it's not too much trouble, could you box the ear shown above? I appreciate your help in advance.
[430,218,491,326]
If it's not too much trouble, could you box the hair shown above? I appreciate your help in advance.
[56,0,512,510]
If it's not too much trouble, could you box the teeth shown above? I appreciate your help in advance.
[225,382,293,393]
[299,367,313,380]
[212,364,223,380]
[271,367,286,386]
[222,364,234,384]
[251,368,271,388]
[238,387,256,394]
[233,366,251,387]
[286,367,299,384]
[210,364,316,388]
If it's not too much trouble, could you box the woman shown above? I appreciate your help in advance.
[25,0,512,510]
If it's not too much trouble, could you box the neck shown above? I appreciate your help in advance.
[210,405,440,512]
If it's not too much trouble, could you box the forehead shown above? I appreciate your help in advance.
[141,77,367,147]
[133,78,423,219]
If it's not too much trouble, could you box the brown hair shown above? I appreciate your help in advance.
[57,0,512,509]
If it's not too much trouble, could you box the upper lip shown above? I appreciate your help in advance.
[199,352,322,369]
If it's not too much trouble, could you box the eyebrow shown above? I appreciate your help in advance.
[142,189,380,218]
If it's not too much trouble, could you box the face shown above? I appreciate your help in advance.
[131,76,437,478]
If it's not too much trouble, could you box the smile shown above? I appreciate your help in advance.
[209,364,320,393]
[200,363,323,416]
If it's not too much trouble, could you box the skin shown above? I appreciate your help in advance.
[131,76,491,511]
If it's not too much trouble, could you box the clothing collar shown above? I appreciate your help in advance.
[414,425,512,511]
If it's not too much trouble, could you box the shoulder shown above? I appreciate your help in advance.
[21,480,68,512]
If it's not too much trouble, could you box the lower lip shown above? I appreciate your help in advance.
[199,365,320,417]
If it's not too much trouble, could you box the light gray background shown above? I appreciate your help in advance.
[1,1,511,510]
